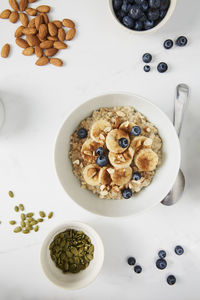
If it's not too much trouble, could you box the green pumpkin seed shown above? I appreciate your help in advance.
[19,204,24,211]
[39,211,45,218]
[23,229,30,234]
[26,212,34,218]
[13,226,22,233]
[21,213,26,220]
[48,212,53,219]
[27,225,33,231]
[21,221,26,227]
[30,220,37,226]
[14,206,19,212]
[9,220,16,225]
[8,191,14,198]
[34,225,39,232]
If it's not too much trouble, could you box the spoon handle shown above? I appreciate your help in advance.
[174,84,189,137]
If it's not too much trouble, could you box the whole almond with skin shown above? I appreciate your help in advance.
[53,20,62,29]
[36,5,50,13]
[23,27,37,35]
[9,11,19,23]
[66,28,76,41]
[47,36,58,42]
[58,28,65,42]
[1,44,10,58]
[26,34,40,46]
[25,8,37,16]
[39,24,48,39]
[28,18,35,28]
[19,0,28,12]
[37,34,45,42]
[40,40,54,49]
[40,13,48,24]
[54,41,67,50]
[44,48,58,57]
[35,46,43,58]
[16,37,29,48]
[9,0,19,11]
[50,58,63,67]
[22,46,34,55]
[15,25,25,37]
[20,12,29,26]
[35,14,43,30]
[62,19,75,28]
[48,23,58,37]
[35,56,49,66]
[0,9,11,19]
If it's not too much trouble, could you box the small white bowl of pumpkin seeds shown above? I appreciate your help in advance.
[40,221,104,289]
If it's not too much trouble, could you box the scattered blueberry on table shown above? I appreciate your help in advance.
[156,258,167,270]
[131,125,141,136]
[157,62,168,73]
[96,147,105,156]
[96,155,108,167]
[134,265,142,273]
[127,257,136,265]
[174,245,184,255]
[176,36,188,47]
[118,137,129,148]
[144,65,151,72]
[133,172,142,181]
[122,188,132,199]
[142,53,152,63]
[77,128,87,139]
[158,250,166,259]
[167,275,176,285]
[163,39,173,49]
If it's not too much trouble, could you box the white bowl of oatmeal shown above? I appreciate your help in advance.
[55,93,180,217]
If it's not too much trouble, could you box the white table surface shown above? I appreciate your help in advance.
[0,0,200,299]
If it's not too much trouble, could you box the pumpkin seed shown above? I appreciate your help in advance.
[9,220,16,225]
[13,226,22,233]
[21,213,26,221]
[34,225,39,232]
[39,211,45,218]
[26,212,34,218]
[21,221,26,227]
[8,191,14,198]
[14,206,19,212]
[19,204,24,211]
[48,212,53,219]
[23,229,30,234]
[30,220,38,226]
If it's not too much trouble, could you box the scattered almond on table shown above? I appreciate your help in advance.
[0,0,77,66]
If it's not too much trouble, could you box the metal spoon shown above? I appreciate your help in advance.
[161,84,189,206]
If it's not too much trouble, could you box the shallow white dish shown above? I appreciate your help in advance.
[40,221,104,289]
[108,0,177,34]
[55,92,180,217]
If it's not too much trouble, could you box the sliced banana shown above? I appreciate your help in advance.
[106,129,130,154]
[90,120,112,144]
[110,167,132,186]
[81,138,101,163]
[134,149,158,172]
[119,121,136,133]
[130,136,152,153]
[83,164,100,186]
[99,167,112,185]
[108,147,134,169]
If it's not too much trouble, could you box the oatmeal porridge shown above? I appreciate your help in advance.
[69,106,162,199]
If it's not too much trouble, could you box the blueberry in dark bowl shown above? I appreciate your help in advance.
[159,9,167,19]
[121,2,131,13]
[131,126,141,136]
[176,36,188,47]
[164,39,173,49]
[133,172,141,181]
[160,0,170,10]
[122,15,135,28]
[135,0,145,5]
[144,19,154,30]
[144,65,150,72]
[122,188,132,199]
[96,156,108,167]
[158,250,166,259]
[129,5,143,19]
[142,53,152,63]
[167,275,176,285]
[141,1,149,12]
[149,0,161,9]
[96,147,104,156]
[174,245,184,255]
[77,128,87,139]
[148,9,160,21]
[157,62,168,73]
[127,256,136,265]
[134,265,142,273]
[134,20,144,30]
[156,258,167,270]
[118,137,129,148]
[113,0,123,11]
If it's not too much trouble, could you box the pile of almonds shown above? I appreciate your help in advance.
[0,0,76,66]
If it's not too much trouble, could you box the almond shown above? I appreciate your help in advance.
[65,28,76,41]
[40,40,54,49]
[1,44,10,58]
[36,5,50,13]
[9,11,19,23]
[40,13,49,24]
[39,23,48,39]
[20,12,29,26]
[28,18,35,28]
[15,25,25,37]
[9,0,19,11]
[47,36,58,41]
[54,41,67,50]
[62,19,75,28]
[35,56,49,66]
[22,27,37,35]
[44,48,58,57]
[48,22,58,37]
[50,58,63,67]
[0,9,11,19]
[19,0,28,12]
[37,34,45,42]
[26,34,40,46]
[58,28,65,42]
[16,37,29,48]
[25,8,37,16]
[22,46,34,55]
[52,20,62,29]
[35,14,43,30]
[35,46,43,58]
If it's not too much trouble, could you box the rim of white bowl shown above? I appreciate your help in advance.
[108,0,177,34]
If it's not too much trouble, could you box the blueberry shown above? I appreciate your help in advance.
[96,155,108,167]
[175,245,184,255]
[139,14,147,22]
[160,0,170,10]
[131,126,141,136]
[134,20,143,30]
[148,9,160,21]
[122,188,132,199]
[144,19,154,30]
[122,16,135,28]
[164,39,173,49]
[118,138,129,148]
[116,9,126,20]
[121,2,130,13]
[141,0,148,11]
[142,53,152,63]
[135,0,145,5]
[129,5,143,19]
[113,0,123,10]
[176,36,188,47]
[77,128,87,139]
[157,62,168,73]
[96,147,104,156]
[134,265,142,273]
[158,250,166,259]
[167,275,176,285]
[133,172,141,181]
[159,9,167,18]
[156,258,167,270]
[149,0,161,8]
[144,65,150,72]
[127,257,136,265]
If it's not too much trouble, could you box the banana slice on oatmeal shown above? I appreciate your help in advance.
[99,167,112,185]
[119,121,136,133]
[106,129,130,154]
[134,149,158,172]
[130,136,152,153]
[108,147,134,169]
[81,139,102,163]
[90,120,112,144]
[83,164,100,186]
[110,167,132,186]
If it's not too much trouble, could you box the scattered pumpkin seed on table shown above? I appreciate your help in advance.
[8,191,14,198]
[48,212,53,219]
[9,220,16,225]
[39,211,46,218]
[19,204,24,211]
[14,206,19,212]
[13,226,22,233]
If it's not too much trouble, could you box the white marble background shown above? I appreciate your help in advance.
[0,0,200,299]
